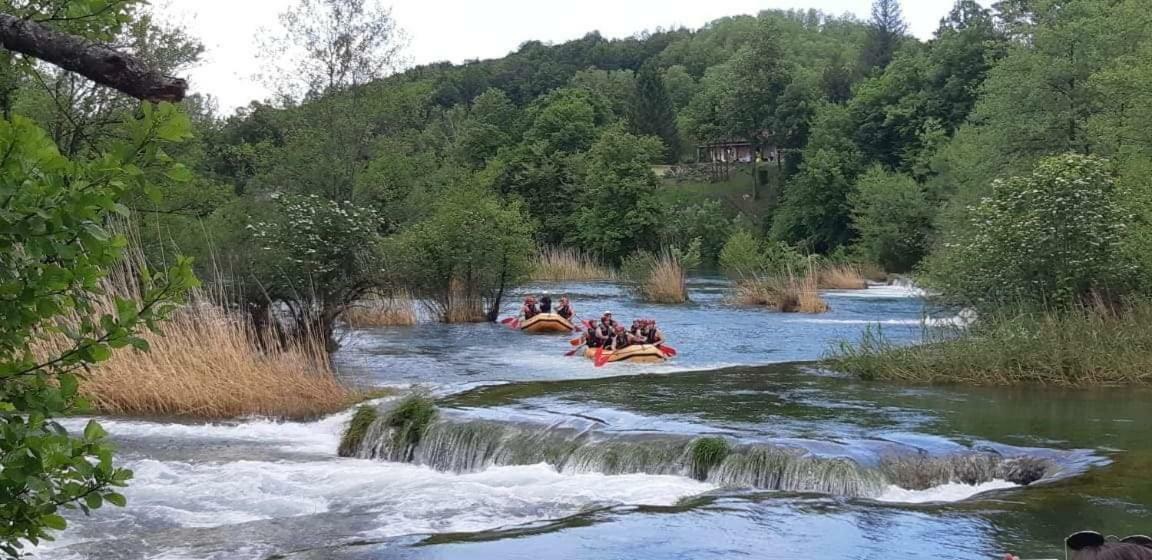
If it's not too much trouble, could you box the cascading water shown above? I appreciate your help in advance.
[347,400,1051,499]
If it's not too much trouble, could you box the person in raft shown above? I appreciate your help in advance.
[539,293,553,314]
[556,297,574,320]
[643,319,665,346]
[521,296,539,320]
[607,325,634,351]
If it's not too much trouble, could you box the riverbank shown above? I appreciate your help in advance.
[829,301,1152,386]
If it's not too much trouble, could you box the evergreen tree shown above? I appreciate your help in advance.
[632,62,681,163]
[859,0,908,73]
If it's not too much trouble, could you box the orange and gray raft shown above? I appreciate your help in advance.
[584,344,667,364]
[520,313,575,334]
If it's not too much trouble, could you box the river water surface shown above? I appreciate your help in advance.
[44,280,1152,559]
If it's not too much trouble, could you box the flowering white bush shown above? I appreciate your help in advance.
[923,154,1139,307]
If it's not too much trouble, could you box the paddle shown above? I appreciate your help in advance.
[658,345,678,357]
[569,337,583,346]
[500,317,520,329]
[564,345,585,357]
[594,346,610,368]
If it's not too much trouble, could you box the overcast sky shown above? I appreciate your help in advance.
[159,0,956,114]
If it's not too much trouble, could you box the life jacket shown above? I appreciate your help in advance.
[523,304,539,319]
[539,297,552,313]
[557,304,573,319]
[613,333,631,349]
[646,329,661,345]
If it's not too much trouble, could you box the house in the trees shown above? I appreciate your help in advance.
[696,136,780,164]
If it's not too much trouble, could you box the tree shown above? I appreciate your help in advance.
[771,103,862,252]
[848,166,933,272]
[632,62,680,163]
[923,0,1005,133]
[0,5,195,549]
[859,0,908,73]
[386,185,535,323]
[923,154,1138,307]
[661,65,697,111]
[568,125,666,262]
[260,0,405,100]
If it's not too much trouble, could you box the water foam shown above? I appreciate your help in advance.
[875,480,1018,503]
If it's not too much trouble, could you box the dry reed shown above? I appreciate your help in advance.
[40,250,357,420]
[531,246,615,281]
[343,291,419,327]
[638,250,688,304]
[732,268,828,313]
[817,263,868,290]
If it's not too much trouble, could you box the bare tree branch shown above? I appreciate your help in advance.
[0,12,186,102]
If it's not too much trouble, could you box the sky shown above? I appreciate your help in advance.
[159,0,956,114]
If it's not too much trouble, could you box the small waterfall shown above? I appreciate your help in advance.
[345,403,1052,498]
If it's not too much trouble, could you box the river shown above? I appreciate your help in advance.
[43,279,1152,559]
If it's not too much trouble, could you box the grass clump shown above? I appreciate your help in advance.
[622,247,694,304]
[817,263,868,290]
[828,300,1152,386]
[688,437,731,480]
[384,394,438,461]
[338,405,379,457]
[343,291,419,327]
[531,246,616,282]
[733,268,828,313]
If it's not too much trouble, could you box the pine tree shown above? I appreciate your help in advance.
[632,62,681,163]
[859,0,909,73]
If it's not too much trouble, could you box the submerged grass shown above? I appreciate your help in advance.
[829,300,1152,386]
[384,394,439,460]
[338,405,379,457]
[688,437,730,480]
[531,246,616,282]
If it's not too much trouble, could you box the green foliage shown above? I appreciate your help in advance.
[338,405,379,457]
[771,103,862,252]
[848,166,933,273]
[718,230,808,278]
[383,394,438,461]
[829,300,1152,386]
[386,184,535,321]
[659,199,733,267]
[923,154,1138,308]
[688,437,731,480]
[0,103,197,552]
[568,126,666,262]
[632,62,680,163]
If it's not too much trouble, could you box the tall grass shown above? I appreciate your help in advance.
[531,246,616,282]
[733,267,828,313]
[41,249,356,420]
[817,263,869,290]
[828,300,1152,385]
[343,290,419,327]
[624,249,688,303]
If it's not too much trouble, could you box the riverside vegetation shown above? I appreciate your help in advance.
[6,0,1152,552]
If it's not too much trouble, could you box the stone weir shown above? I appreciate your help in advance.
[339,397,1052,499]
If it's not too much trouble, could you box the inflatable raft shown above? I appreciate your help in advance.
[520,313,574,334]
[583,344,667,364]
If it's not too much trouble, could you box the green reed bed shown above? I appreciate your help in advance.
[828,300,1152,386]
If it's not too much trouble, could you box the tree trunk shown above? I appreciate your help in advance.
[0,13,186,102]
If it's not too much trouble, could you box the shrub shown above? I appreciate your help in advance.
[733,267,828,313]
[922,154,1139,308]
[817,263,868,290]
